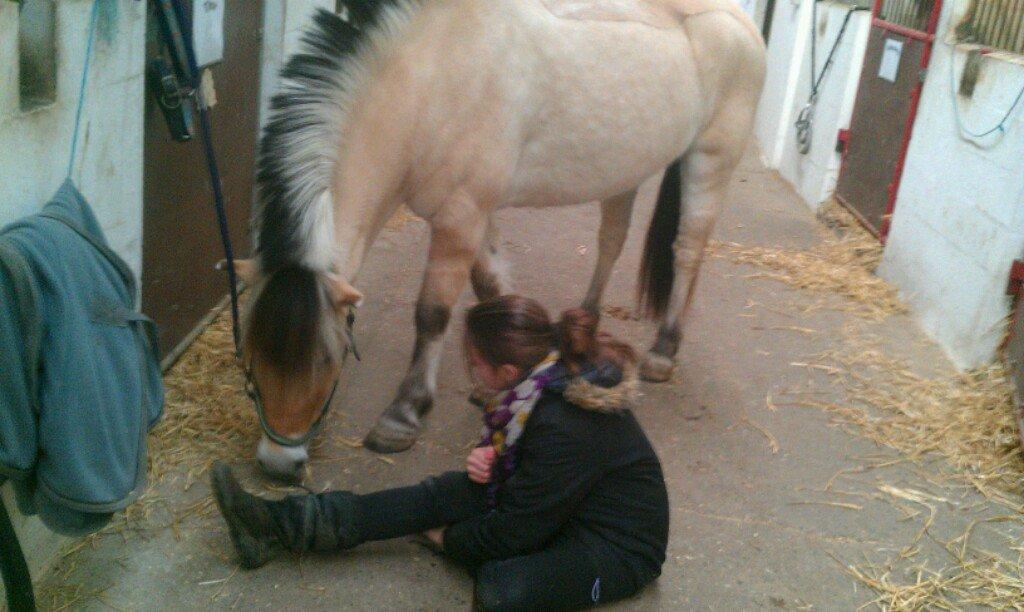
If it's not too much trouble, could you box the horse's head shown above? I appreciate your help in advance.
[231,260,363,481]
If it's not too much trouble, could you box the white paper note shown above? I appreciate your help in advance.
[192,0,225,68]
[878,39,903,83]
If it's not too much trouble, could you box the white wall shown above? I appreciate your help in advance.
[0,0,146,589]
[778,3,871,207]
[0,0,146,277]
[879,3,1024,369]
[756,0,812,168]
[259,0,334,128]
[756,0,872,209]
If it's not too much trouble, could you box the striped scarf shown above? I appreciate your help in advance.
[479,351,560,507]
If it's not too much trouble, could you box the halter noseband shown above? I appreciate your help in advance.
[245,310,360,448]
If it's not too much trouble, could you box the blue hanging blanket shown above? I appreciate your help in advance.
[0,181,164,536]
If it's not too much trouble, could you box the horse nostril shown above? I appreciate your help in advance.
[292,459,306,474]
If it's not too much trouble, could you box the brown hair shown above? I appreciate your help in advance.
[464,295,637,375]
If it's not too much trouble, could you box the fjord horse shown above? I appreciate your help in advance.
[231,0,765,480]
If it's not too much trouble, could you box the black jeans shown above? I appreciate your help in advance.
[264,471,640,611]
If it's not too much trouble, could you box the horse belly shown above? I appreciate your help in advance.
[505,19,703,207]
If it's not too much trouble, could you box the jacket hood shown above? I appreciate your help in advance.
[468,359,640,413]
[544,359,639,412]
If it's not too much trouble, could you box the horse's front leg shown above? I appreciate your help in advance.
[582,189,636,313]
[363,201,489,453]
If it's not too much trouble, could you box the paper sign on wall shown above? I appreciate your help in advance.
[878,39,903,83]
[192,0,225,68]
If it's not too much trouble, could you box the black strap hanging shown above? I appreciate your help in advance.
[795,2,871,155]
[0,483,34,612]
[152,0,243,355]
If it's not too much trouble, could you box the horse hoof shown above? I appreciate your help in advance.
[640,352,675,383]
[363,423,419,454]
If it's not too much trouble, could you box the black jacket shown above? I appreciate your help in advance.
[444,362,669,583]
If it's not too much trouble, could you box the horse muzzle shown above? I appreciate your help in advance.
[256,436,309,483]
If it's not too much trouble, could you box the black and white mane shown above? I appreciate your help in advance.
[247,2,418,373]
[254,2,418,273]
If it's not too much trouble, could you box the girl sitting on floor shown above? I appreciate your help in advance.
[211,295,669,610]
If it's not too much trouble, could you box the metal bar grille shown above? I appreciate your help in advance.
[957,0,1024,54]
[879,0,935,31]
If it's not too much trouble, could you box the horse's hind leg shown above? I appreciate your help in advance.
[470,219,511,301]
[641,138,746,382]
[582,189,636,313]
[364,197,488,453]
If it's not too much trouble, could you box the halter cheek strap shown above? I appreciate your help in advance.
[246,370,341,448]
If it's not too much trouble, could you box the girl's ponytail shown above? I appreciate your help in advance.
[464,296,638,375]
[558,308,637,374]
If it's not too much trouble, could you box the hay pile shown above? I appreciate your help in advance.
[723,202,1024,609]
[797,333,1024,608]
[148,311,257,484]
[710,203,905,320]
[795,333,1024,499]
[835,542,1024,611]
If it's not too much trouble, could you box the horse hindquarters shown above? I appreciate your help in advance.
[636,12,766,382]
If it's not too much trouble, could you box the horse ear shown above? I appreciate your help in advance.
[326,275,364,310]
[216,258,257,284]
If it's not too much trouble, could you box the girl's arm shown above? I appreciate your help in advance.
[442,413,605,567]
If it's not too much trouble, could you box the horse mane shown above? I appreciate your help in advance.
[248,2,419,373]
[253,2,420,273]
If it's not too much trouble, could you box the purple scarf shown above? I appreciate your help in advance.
[479,351,560,508]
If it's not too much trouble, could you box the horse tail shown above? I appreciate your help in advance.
[638,158,683,319]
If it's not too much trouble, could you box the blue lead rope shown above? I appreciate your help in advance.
[67,0,102,180]
[950,51,1024,142]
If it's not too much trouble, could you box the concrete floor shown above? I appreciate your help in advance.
[35,152,1023,610]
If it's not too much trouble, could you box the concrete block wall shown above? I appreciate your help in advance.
[0,0,146,277]
[755,0,872,209]
[879,3,1024,369]
[756,0,813,168]
[0,0,333,596]
[0,0,146,592]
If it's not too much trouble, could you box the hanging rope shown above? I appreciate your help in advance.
[67,0,102,179]
[795,3,870,155]
[160,0,243,354]
[949,51,1024,142]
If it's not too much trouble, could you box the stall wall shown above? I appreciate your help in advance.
[756,0,872,209]
[0,0,146,276]
[879,2,1024,369]
[0,0,147,588]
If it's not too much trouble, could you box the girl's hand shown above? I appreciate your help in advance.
[466,446,497,484]
[423,527,446,547]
